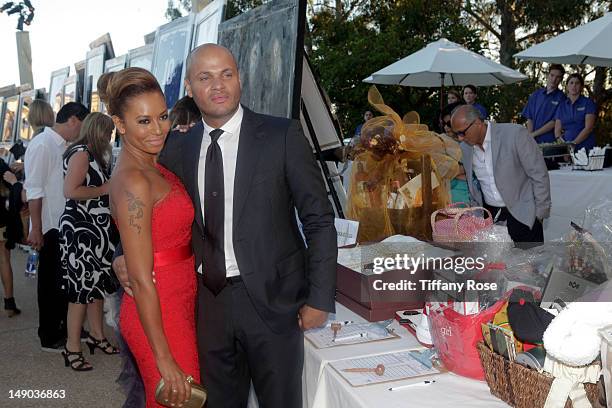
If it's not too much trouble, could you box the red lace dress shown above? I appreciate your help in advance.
[119,164,200,407]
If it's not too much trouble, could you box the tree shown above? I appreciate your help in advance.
[163,0,611,144]
[462,0,612,142]
[308,0,483,134]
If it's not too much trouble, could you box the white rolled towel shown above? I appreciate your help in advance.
[543,301,612,367]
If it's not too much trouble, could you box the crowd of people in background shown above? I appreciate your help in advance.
[0,43,338,408]
[0,45,601,406]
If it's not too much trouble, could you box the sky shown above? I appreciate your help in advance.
[0,0,170,90]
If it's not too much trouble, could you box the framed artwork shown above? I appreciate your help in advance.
[151,14,195,109]
[17,90,37,142]
[62,76,79,106]
[84,45,107,112]
[1,95,20,144]
[192,0,226,49]
[101,55,127,114]
[48,66,70,113]
[105,54,127,73]
[218,0,305,119]
[127,44,154,70]
[74,60,86,104]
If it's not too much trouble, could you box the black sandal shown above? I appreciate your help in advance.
[4,297,21,318]
[85,334,119,355]
[62,347,93,371]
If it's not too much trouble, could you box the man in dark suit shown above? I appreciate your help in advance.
[116,44,337,407]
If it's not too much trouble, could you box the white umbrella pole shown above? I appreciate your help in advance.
[440,72,446,115]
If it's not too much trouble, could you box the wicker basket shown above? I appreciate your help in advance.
[477,342,515,404]
[509,362,600,408]
[477,341,600,408]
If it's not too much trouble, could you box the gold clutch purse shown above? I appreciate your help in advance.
[154,376,207,408]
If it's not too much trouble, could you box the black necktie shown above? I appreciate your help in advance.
[202,128,226,294]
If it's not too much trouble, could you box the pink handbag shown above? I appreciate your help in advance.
[431,203,493,245]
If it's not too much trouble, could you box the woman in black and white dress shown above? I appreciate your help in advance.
[60,112,119,371]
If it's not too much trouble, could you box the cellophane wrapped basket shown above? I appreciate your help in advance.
[347,86,461,242]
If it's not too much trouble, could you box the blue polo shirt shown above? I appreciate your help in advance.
[554,95,597,151]
[472,103,488,119]
[521,88,566,143]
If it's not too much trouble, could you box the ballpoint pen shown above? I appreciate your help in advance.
[388,380,436,391]
[325,320,354,327]
[332,332,367,343]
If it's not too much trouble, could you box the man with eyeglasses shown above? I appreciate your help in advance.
[451,105,550,247]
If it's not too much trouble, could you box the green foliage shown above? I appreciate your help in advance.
[464,0,612,141]
[164,0,611,144]
[225,0,266,19]
[309,0,484,135]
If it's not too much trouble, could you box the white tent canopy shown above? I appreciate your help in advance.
[364,38,527,87]
[515,13,612,67]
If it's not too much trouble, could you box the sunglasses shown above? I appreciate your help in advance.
[455,120,476,138]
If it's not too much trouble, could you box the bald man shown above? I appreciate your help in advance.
[116,44,337,407]
[451,105,550,246]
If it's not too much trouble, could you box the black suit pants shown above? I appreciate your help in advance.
[37,229,68,346]
[196,275,303,408]
[483,203,544,249]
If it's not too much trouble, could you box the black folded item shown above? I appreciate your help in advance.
[507,289,555,344]
[9,141,26,161]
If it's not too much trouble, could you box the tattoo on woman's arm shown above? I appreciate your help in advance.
[125,191,145,234]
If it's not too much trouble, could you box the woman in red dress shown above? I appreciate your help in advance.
[100,68,199,407]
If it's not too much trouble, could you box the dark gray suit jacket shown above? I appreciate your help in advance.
[159,106,337,333]
[461,122,551,228]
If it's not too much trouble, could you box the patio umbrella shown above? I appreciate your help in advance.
[515,13,612,67]
[363,38,527,111]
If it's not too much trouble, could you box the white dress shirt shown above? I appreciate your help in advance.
[197,106,243,277]
[472,122,505,207]
[24,127,68,234]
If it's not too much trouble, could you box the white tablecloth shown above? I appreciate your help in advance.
[544,167,612,241]
[303,303,510,408]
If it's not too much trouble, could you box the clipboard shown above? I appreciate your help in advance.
[329,349,445,387]
[304,322,400,349]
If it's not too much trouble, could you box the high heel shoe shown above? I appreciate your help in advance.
[62,347,93,371]
[4,297,21,318]
[85,334,119,355]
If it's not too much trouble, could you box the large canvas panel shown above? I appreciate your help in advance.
[62,76,79,106]
[48,67,70,113]
[127,45,154,70]
[192,0,226,48]
[85,45,107,112]
[1,95,19,144]
[105,54,127,73]
[218,0,303,118]
[151,15,194,110]
[17,90,37,142]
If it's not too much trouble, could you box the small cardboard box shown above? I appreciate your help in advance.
[336,263,431,322]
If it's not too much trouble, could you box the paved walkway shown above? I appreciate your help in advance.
[0,248,126,407]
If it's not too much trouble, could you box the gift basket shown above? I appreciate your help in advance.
[431,204,493,248]
[347,87,461,242]
[428,297,507,380]
[476,287,608,408]
[477,342,600,408]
